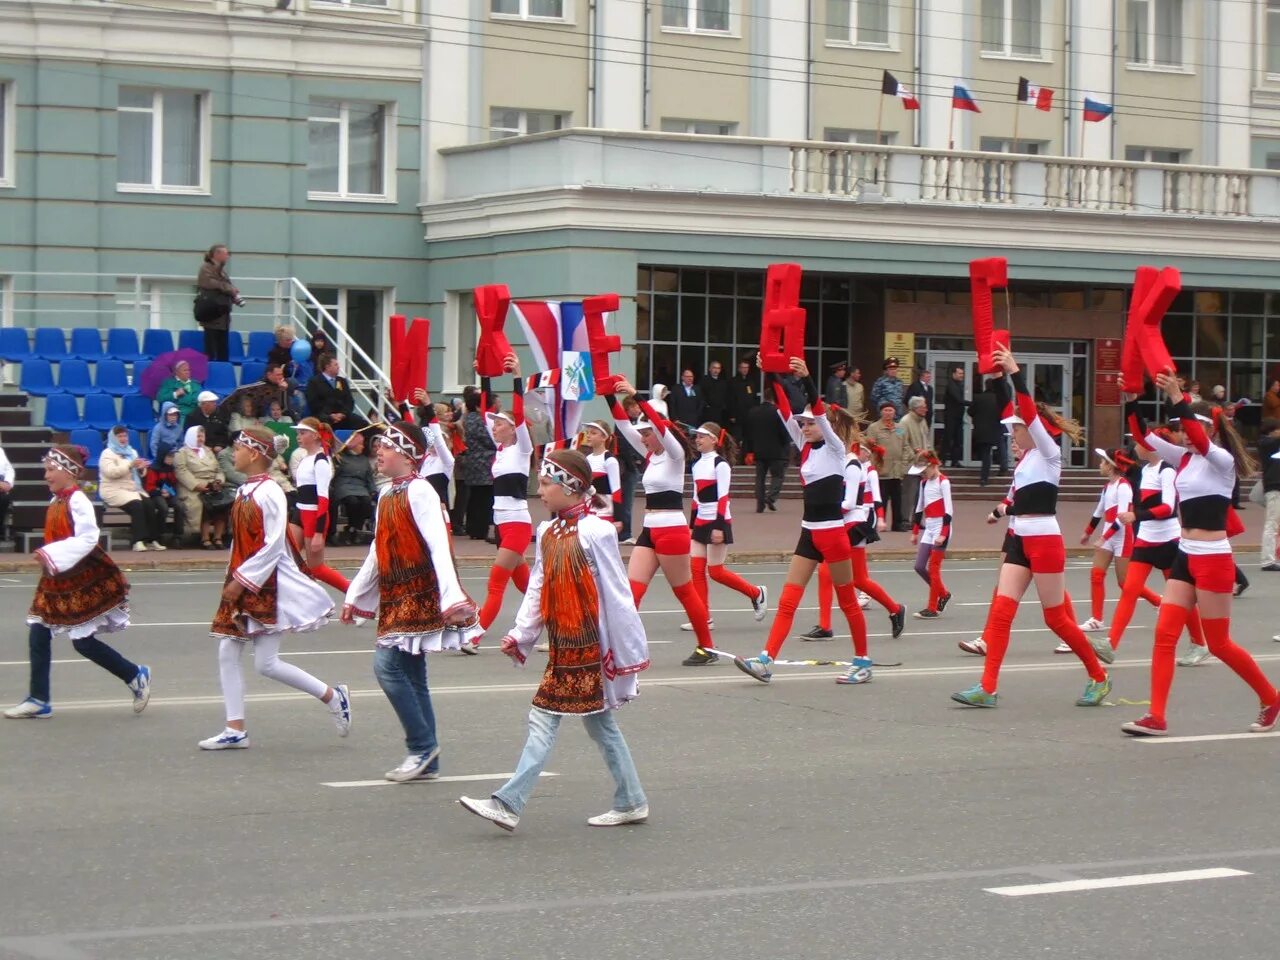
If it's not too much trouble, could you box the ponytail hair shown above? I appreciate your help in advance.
[826,406,861,451]
[1190,401,1257,476]
[1035,402,1084,446]
[298,416,336,453]
[697,422,739,466]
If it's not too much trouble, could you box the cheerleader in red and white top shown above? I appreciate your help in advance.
[910,452,954,619]
[951,347,1111,708]
[1120,372,1280,736]
[609,377,714,666]
[478,355,535,635]
[411,388,457,515]
[684,423,768,633]
[579,420,622,528]
[290,417,350,594]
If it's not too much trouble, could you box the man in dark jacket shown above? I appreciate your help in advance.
[904,368,934,424]
[700,360,729,427]
[825,361,849,408]
[667,369,704,429]
[1259,419,1280,570]
[184,390,231,452]
[942,364,968,466]
[305,353,369,429]
[744,399,791,512]
[727,359,760,441]
[968,376,1008,486]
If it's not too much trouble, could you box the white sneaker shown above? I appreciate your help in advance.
[534,642,550,653]
[198,728,250,750]
[385,747,440,783]
[4,697,52,719]
[857,591,871,609]
[148,541,167,551]
[329,683,351,737]
[680,620,715,632]
[128,665,151,714]
[459,795,518,831]
[1079,617,1106,632]
[1054,641,1073,654]
[957,637,987,656]
[620,537,637,546]
[587,804,649,827]
[458,638,480,656]
[132,541,149,552]
[1177,644,1211,667]
[751,585,769,622]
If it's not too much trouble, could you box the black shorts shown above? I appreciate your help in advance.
[691,523,733,546]
[1131,540,1179,571]
[848,520,880,548]
[292,507,329,536]
[1000,530,1016,556]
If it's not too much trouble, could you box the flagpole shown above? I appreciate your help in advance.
[875,91,885,146]
[1078,115,1088,204]
[948,103,955,151]
[1012,101,1021,154]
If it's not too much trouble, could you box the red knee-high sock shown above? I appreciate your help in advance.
[1108,561,1152,651]
[816,563,834,631]
[479,566,514,630]
[1089,567,1106,622]
[1150,603,1189,720]
[314,564,350,593]
[709,564,760,601]
[927,551,947,612]
[980,595,1020,694]
[1202,617,1278,705]
[851,551,898,614]
[834,582,868,658]
[672,581,713,650]
[1044,603,1106,682]
[1063,590,1079,621]
[511,562,530,594]
[691,556,710,615]
[630,579,648,608]
[764,583,805,659]
[1185,605,1207,647]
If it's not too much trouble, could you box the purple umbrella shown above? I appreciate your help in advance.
[140,348,209,399]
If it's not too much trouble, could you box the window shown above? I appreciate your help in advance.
[444,290,479,392]
[824,0,890,46]
[488,108,570,140]
[981,0,1041,57]
[1128,0,1182,67]
[980,137,1047,154]
[824,128,895,145]
[116,88,206,192]
[660,119,738,136]
[0,81,12,188]
[1268,1,1280,76]
[662,0,730,33]
[1267,154,1280,171]
[1125,146,1187,164]
[491,0,566,19]
[308,99,390,200]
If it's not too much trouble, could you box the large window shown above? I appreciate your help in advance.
[489,108,570,140]
[660,118,738,136]
[0,81,12,188]
[824,0,890,47]
[491,0,566,19]
[825,128,895,145]
[661,0,730,33]
[1128,0,1182,67]
[1124,146,1187,164]
[981,0,1041,57]
[980,137,1047,154]
[308,99,390,200]
[117,87,206,192]
[1268,1,1280,76]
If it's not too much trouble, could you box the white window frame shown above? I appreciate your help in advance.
[1124,146,1188,164]
[1127,0,1186,71]
[824,128,895,145]
[0,275,12,328]
[1266,0,1280,80]
[0,81,14,189]
[980,0,1045,60]
[659,118,739,136]
[661,0,734,36]
[307,99,396,204]
[980,137,1048,155]
[443,290,480,394]
[311,0,394,8]
[488,108,571,140]
[489,0,572,23]
[116,88,211,195]
[823,0,895,50]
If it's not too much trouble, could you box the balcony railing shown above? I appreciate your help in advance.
[435,129,1280,220]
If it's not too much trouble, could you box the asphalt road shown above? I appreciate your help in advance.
[3,558,1280,960]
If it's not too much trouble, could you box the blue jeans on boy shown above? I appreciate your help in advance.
[373,646,440,772]
[27,623,139,703]
[493,707,646,816]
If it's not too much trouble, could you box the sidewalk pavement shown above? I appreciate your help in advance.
[4,497,1269,572]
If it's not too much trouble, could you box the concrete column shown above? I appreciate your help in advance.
[423,0,482,203]
[1211,0,1252,168]
[596,0,645,128]
[753,0,808,139]
[1068,0,1113,160]
[919,0,965,149]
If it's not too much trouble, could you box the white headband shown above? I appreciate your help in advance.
[294,422,318,435]
[235,433,272,458]
[539,458,593,496]
[375,424,424,462]
[44,448,82,477]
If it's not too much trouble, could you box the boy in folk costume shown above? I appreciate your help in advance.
[460,449,650,832]
[6,446,150,719]
[342,421,481,783]
[201,427,350,750]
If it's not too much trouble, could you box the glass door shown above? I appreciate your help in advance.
[1022,355,1075,465]
[929,351,978,464]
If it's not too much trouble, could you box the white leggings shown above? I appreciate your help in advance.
[218,634,328,723]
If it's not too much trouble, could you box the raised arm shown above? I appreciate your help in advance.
[608,394,647,457]
[1011,370,1059,459]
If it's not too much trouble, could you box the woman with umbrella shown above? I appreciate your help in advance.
[157,360,203,422]
[141,348,209,409]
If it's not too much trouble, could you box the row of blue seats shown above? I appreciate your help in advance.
[21,359,270,399]
[0,328,282,366]
[45,394,163,433]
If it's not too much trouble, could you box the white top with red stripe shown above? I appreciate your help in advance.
[852,465,883,523]
[691,451,732,528]
[1086,477,1132,547]
[585,449,621,521]
[1134,461,1180,545]
[913,474,954,544]
[841,455,866,525]
[613,399,687,529]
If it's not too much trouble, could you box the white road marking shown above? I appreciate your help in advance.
[1133,732,1280,744]
[322,772,557,788]
[985,867,1251,896]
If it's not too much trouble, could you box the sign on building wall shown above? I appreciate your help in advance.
[884,332,915,383]
[1095,337,1121,406]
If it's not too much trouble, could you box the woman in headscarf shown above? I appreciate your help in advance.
[157,360,202,421]
[150,403,185,462]
[99,425,167,552]
[175,426,230,548]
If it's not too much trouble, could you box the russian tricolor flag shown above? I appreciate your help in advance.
[1083,96,1114,123]
[952,83,980,113]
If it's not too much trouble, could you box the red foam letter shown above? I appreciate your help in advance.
[759,264,806,374]
[582,293,623,394]
[473,285,513,378]
[970,258,1008,375]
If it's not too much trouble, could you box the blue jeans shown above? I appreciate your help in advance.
[493,707,646,816]
[373,647,439,770]
[27,623,139,703]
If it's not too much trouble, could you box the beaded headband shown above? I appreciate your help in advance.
[374,424,424,463]
[44,448,82,477]
[539,458,592,496]
[235,433,272,458]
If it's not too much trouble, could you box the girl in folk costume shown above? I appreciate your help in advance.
[910,452,954,620]
[290,417,350,593]
[1120,374,1280,736]
[202,428,349,750]
[952,347,1113,709]
[459,449,649,832]
[608,377,714,666]
[343,421,480,781]
[682,423,768,634]
[1107,414,1209,664]
[5,446,150,719]
[1077,447,1160,633]
[735,358,874,686]
[579,420,622,528]
[478,356,534,635]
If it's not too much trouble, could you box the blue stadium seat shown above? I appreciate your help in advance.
[0,328,31,363]
[83,394,120,432]
[247,331,276,361]
[69,328,106,362]
[106,328,146,363]
[204,361,237,397]
[33,328,68,361]
[334,430,353,446]
[95,359,135,397]
[57,358,95,397]
[225,332,246,365]
[129,429,144,452]
[20,358,57,397]
[141,328,175,359]
[178,330,205,354]
[69,429,104,469]
[240,361,266,386]
[44,394,88,432]
[120,394,156,432]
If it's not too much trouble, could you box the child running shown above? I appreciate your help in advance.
[460,448,649,832]
[291,417,350,593]
[5,445,149,720]
[910,452,953,619]
[202,427,349,750]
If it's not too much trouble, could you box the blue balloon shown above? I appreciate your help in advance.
[290,339,312,363]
